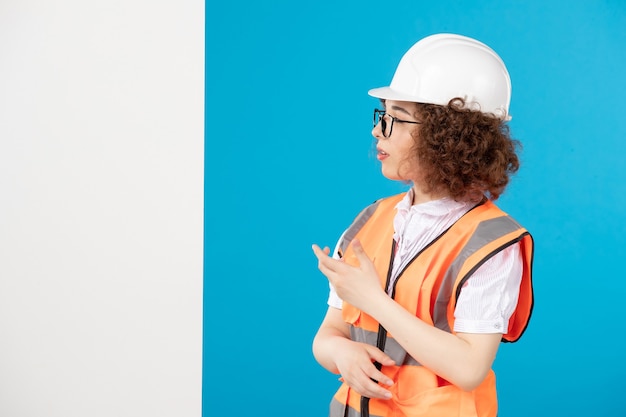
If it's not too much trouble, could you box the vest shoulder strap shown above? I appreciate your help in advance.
[336,193,405,257]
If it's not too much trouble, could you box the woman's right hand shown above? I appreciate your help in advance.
[332,337,396,399]
[312,307,395,400]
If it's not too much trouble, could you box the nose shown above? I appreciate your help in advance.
[372,121,384,140]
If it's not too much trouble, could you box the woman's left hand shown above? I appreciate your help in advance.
[312,239,386,312]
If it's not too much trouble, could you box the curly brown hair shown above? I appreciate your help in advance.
[410,98,521,202]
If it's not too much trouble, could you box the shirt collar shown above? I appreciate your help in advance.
[395,188,473,217]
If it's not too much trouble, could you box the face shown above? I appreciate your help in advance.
[372,100,422,182]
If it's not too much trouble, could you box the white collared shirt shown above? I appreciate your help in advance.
[327,190,523,334]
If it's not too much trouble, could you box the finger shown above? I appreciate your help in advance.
[311,245,328,268]
[367,367,394,388]
[311,245,332,266]
[313,246,352,274]
[365,346,397,368]
[355,377,393,400]
[350,239,374,268]
[311,244,324,256]
[361,364,394,388]
[312,247,344,281]
[311,244,332,259]
[341,368,392,400]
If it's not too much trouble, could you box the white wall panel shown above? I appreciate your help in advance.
[0,1,204,416]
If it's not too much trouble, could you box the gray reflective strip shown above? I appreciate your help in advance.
[432,216,523,332]
[337,200,383,256]
[330,397,384,417]
[403,354,422,366]
[350,326,421,367]
[329,397,345,417]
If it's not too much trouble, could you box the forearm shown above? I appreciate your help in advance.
[312,307,353,374]
[367,293,500,391]
[312,326,349,374]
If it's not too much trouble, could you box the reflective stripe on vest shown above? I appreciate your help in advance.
[337,198,384,258]
[433,215,527,333]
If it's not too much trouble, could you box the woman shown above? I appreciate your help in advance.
[311,34,534,417]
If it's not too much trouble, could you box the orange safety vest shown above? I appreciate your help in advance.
[330,193,534,417]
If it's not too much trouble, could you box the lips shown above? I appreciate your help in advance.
[377,147,389,160]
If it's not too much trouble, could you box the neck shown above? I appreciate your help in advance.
[410,185,447,205]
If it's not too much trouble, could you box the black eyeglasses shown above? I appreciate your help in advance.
[373,109,421,138]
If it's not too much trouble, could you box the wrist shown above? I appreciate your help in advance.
[360,290,392,318]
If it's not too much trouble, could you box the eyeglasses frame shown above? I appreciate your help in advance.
[373,108,421,138]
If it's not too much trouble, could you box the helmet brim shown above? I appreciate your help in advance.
[368,86,512,121]
[367,86,436,104]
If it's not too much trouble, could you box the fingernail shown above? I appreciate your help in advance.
[384,392,392,399]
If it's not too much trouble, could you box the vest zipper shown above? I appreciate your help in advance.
[360,240,397,417]
[358,200,486,417]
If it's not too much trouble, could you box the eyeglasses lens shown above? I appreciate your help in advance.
[381,115,388,137]
[374,109,390,138]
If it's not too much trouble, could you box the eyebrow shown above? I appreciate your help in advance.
[390,104,413,117]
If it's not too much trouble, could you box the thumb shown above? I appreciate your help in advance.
[351,238,373,266]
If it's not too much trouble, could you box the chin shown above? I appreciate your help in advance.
[381,171,404,182]
[379,167,404,181]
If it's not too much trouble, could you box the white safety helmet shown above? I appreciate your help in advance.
[368,33,512,120]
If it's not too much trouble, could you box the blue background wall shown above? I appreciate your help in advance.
[206,1,626,415]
